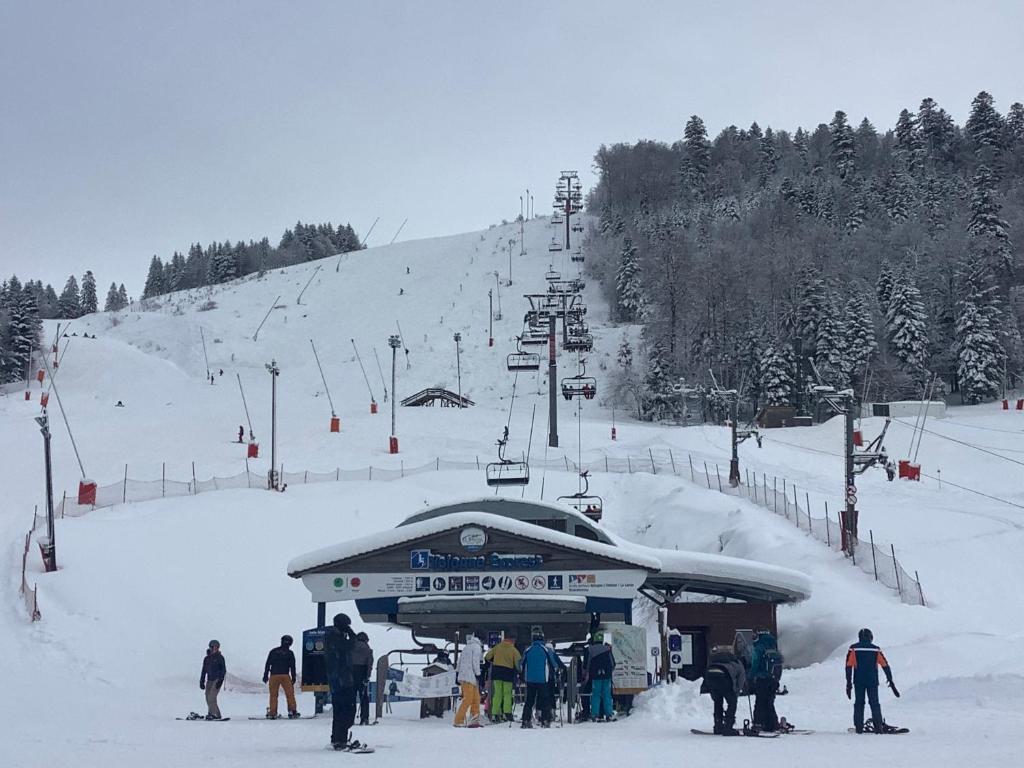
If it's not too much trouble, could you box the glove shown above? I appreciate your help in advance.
[888,680,900,698]
[200,682,206,690]
[845,682,852,699]
[263,675,269,684]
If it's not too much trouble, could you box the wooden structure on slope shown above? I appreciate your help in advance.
[400,388,475,408]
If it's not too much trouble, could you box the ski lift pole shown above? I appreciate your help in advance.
[361,216,380,247]
[372,346,389,403]
[523,404,537,498]
[396,320,411,369]
[351,339,377,409]
[39,354,86,478]
[389,218,408,245]
[236,373,255,440]
[309,340,337,416]
[200,326,211,382]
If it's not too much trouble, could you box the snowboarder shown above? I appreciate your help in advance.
[238,426,244,443]
[520,631,559,728]
[885,460,896,481]
[262,635,299,719]
[749,630,783,732]
[846,628,898,733]
[325,613,360,750]
[199,640,226,720]
[351,631,374,726]
[585,632,616,722]
[453,634,484,727]
[700,644,746,735]
[484,633,521,722]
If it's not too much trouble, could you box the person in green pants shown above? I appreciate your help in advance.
[484,634,521,722]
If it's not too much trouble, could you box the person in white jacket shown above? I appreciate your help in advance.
[453,635,484,727]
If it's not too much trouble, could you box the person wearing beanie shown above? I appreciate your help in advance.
[453,635,484,728]
[351,632,375,726]
[199,640,226,720]
[585,632,616,722]
[325,613,360,749]
[263,634,299,719]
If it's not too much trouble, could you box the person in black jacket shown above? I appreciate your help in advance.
[325,613,359,750]
[263,635,300,719]
[700,645,747,735]
[199,640,226,720]
[351,632,374,726]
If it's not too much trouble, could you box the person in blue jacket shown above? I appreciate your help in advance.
[520,631,560,728]
[749,630,781,732]
[845,628,898,733]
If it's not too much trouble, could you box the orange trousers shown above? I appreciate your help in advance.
[454,682,481,726]
[268,674,297,716]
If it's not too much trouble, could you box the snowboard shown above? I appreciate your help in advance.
[849,726,909,734]
[248,715,317,720]
[691,728,779,738]
[327,744,375,754]
[176,716,230,721]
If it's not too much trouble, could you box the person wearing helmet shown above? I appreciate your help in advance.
[351,632,375,726]
[263,635,299,719]
[325,613,361,750]
[845,628,897,733]
[199,640,226,720]
[700,644,746,735]
[520,630,559,728]
[585,632,616,722]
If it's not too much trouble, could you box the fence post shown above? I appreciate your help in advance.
[783,478,788,517]
[806,492,812,534]
[649,448,657,475]
[123,464,128,503]
[304,471,308,484]
[605,456,609,472]
[715,465,723,492]
[436,457,440,471]
[847,514,856,566]
[369,466,373,481]
[915,570,926,607]
[891,544,902,599]
[162,463,166,498]
[476,456,479,470]
[336,467,340,481]
[703,462,712,490]
[792,484,798,527]
[669,449,676,474]
[192,461,197,494]
[61,491,66,519]
[402,461,405,478]
[824,500,830,547]
[627,456,632,473]
[245,458,252,488]
[689,455,695,482]
[869,530,879,581]
[773,478,778,513]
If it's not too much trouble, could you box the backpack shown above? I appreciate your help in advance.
[762,648,784,682]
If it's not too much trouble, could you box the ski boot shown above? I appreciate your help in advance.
[288,711,301,719]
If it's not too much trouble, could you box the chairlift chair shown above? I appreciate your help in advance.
[561,361,597,400]
[485,432,530,487]
[520,329,549,346]
[507,337,541,372]
[563,334,593,353]
[545,267,561,281]
[558,471,603,522]
[571,250,584,263]
[548,239,563,253]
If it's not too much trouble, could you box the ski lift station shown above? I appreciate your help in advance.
[287,498,810,679]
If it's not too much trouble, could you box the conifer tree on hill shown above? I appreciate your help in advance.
[80,270,98,315]
[57,275,81,319]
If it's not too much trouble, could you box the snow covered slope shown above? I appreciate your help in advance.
[2,217,1023,766]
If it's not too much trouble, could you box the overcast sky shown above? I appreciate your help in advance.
[2,0,1023,297]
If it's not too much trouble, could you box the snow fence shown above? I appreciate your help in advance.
[35,450,924,611]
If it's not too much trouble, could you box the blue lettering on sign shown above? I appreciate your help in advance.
[407,549,543,571]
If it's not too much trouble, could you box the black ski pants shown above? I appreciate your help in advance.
[330,681,357,745]
[522,682,551,724]
[711,691,738,730]
[752,677,778,732]
[853,682,883,732]
[357,680,370,724]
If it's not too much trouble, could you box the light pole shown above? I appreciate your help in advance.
[493,272,502,319]
[34,413,56,572]
[728,394,740,487]
[388,335,401,453]
[265,360,280,489]
[488,290,494,347]
[454,332,463,407]
[526,189,531,219]
[520,195,525,255]
[508,238,516,285]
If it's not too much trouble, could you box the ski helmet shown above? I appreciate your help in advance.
[858,628,873,643]
[333,613,351,629]
[532,629,545,641]
[592,631,604,643]
[281,634,293,646]
[208,639,220,649]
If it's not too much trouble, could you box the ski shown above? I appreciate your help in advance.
[248,715,317,720]
[176,716,231,721]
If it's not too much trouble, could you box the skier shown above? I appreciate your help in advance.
[700,644,746,735]
[520,631,559,728]
[351,632,374,726]
[585,632,616,722]
[325,613,361,750]
[199,640,226,720]
[262,635,299,719]
[483,633,521,723]
[237,426,244,443]
[749,630,783,732]
[846,628,898,733]
[453,634,484,728]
